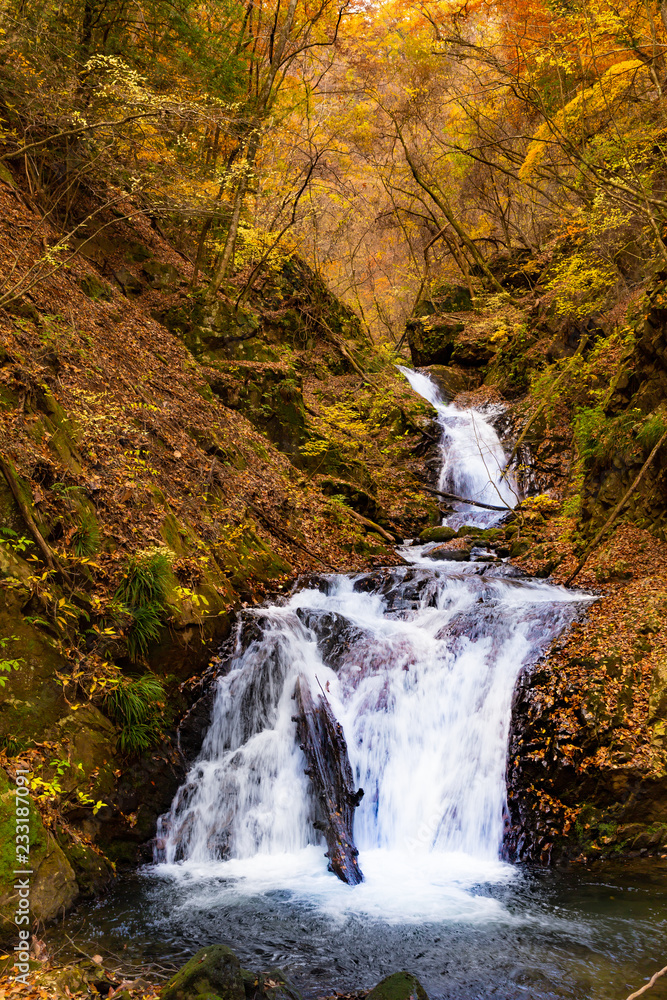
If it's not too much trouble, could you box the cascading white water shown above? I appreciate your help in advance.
[157,371,588,892]
[158,571,584,870]
[398,366,518,528]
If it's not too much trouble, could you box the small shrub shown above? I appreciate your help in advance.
[72,507,101,556]
[636,412,667,451]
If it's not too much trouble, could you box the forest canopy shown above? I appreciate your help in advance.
[1,0,667,334]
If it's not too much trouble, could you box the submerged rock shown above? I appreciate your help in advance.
[162,945,245,1000]
[367,971,429,1000]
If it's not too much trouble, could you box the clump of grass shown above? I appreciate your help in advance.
[72,507,101,556]
[105,674,166,754]
[115,546,174,660]
[636,411,667,451]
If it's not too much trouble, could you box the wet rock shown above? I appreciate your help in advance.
[295,608,367,669]
[428,545,471,561]
[421,364,473,400]
[367,972,429,1000]
[419,526,456,543]
[162,945,245,1000]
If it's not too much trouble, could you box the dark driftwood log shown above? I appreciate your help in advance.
[293,676,364,885]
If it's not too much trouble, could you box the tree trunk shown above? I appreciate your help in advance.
[293,676,364,885]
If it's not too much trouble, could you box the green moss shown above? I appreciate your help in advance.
[162,945,245,1000]
[419,526,456,543]
[367,972,429,1000]
[79,275,113,302]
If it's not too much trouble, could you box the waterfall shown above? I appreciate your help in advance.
[156,371,586,885]
[398,366,518,528]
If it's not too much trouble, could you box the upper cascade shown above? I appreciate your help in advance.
[398,367,518,528]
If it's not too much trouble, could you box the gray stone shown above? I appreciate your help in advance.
[428,545,470,561]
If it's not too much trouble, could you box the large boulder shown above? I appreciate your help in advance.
[161,945,246,1000]
[421,365,473,400]
[406,316,465,367]
[367,972,429,1000]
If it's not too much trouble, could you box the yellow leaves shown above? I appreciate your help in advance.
[520,58,649,180]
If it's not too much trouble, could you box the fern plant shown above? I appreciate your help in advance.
[114,546,174,660]
[105,674,166,755]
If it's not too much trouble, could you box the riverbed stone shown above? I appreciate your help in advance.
[162,945,246,1000]
[428,545,471,561]
[367,971,429,1000]
[419,526,456,543]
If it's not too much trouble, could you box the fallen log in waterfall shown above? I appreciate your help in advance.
[293,676,364,885]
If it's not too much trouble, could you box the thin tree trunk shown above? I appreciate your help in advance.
[0,457,61,572]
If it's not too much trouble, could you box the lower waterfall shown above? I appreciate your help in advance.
[157,570,585,872]
[156,372,588,895]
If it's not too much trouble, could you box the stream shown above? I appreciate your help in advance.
[55,371,667,999]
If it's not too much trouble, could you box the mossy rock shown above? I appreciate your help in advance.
[55,834,114,898]
[406,316,466,368]
[0,770,78,939]
[367,972,429,1000]
[207,363,308,458]
[162,945,245,1000]
[0,588,69,741]
[319,478,386,523]
[125,241,152,262]
[142,260,183,291]
[79,275,113,302]
[416,284,472,316]
[419,526,456,543]
[455,525,484,538]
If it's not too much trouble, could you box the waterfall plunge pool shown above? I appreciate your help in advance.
[53,853,667,999]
